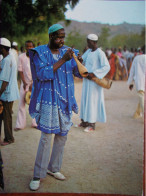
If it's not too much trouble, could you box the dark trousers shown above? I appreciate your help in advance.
[0,101,14,143]
[0,150,4,189]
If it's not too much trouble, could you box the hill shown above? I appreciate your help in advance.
[59,20,144,39]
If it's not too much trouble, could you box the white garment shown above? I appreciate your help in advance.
[127,54,146,91]
[122,50,129,60]
[80,48,110,123]
[10,48,18,66]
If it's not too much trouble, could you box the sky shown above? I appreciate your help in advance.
[65,0,145,25]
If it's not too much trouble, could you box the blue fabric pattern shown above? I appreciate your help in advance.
[29,45,82,136]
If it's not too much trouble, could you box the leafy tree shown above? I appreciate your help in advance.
[109,34,128,49]
[0,0,79,38]
[98,27,110,50]
[109,33,144,50]
[65,31,86,53]
[140,26,145,40]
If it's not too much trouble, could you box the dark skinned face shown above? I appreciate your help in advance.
[25,42,34,56]
[87,39,95,49]
[0,45,3,55]
[50,29,65,49]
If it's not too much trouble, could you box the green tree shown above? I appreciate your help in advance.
[65,31,86,53]
[140,26,145,40]
[0,0,79,38]
[98,27,110,50]
[109,33,144,50]
[109,34,128,49]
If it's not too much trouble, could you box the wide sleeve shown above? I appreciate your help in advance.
[0,58,11,82]
[29,49,54,81]
[127,57,136,85]
[93,49,110,79]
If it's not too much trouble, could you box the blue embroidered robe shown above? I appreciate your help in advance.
[29,45,81,136]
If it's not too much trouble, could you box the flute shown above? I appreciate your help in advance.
[72,52,112,89]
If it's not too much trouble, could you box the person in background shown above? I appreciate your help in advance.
[10,41,19,66]
[78,34,110,132]
[28,23,82,191]
[122,45,129,62]
[10,42,20,85]
[106,48,116,80]
[37,42,41,46]
[127,47,134,75]
[127,45,146,119]
[116,47,128,80]
[19,46,25,55]
[0,38,19,146]
[14,40,37,131]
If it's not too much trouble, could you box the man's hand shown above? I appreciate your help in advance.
[29,84,33,92]
[0,81,8,97]
[77,53,83,63]
[87,73,95,80]
[129,84,133,90]
[62,48,74,62]
[23,82,27,90]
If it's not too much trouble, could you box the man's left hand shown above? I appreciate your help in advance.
[87,73,95,80]
[129,84,133,90]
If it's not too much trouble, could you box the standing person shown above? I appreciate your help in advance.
[116,47,128,80]
[14,40,37,131]
[0,38,19,146]
[78,34,110,132]
[127,48,134,75]
[10,41,19,66]
[106,48,116,80]
[127,45,146,119]
[28,24,82,191]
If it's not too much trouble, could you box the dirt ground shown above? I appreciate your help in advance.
[0,80,144,195]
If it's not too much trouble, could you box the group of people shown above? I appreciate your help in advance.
[0,23,145,191]
[0,39,37,146]
[105,45,145,120]
[105,46,144,81]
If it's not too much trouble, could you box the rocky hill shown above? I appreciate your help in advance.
[59,20,144,39]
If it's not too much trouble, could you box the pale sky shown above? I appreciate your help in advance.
[65,0,145,25]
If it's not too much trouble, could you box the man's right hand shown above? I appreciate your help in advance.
[62,48,74,62]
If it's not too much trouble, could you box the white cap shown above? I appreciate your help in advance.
[0,38,11,47]
[87,34,98,41]
[12,41,18,46]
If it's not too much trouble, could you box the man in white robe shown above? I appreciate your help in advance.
[79,34,110,132]
[127,45,146,119]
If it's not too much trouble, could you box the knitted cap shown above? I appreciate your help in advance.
[48,24,64,34]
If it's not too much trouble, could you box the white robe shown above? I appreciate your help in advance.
[80,48,110,123]
[127,54,146,92]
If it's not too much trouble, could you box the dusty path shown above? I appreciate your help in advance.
[0,80,144,195]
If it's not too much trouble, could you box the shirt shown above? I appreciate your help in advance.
[0,54,20,102]
[127,54,146,91]
[18,53,33,85]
